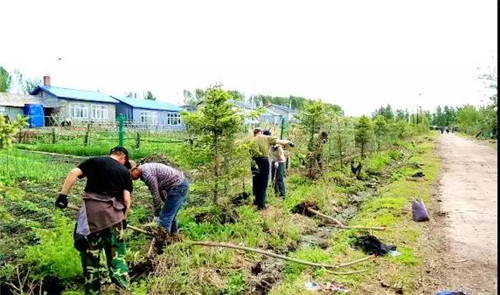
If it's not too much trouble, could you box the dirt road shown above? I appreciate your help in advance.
[431,134,497,294]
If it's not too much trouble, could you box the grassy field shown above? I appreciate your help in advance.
[0,131,439,294]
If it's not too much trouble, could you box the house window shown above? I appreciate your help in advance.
[140,111,158,124]
[70,103,89,119]
[91,104,109,120]
[167,112,181,125]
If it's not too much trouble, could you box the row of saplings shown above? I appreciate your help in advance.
[52,137,393,294]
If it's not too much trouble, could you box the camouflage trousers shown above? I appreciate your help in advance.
[80,223,129,295]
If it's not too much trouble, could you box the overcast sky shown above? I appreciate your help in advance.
[0,0,497,116]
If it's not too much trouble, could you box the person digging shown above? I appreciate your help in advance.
[55,146,133,295]
[129,161,189,253]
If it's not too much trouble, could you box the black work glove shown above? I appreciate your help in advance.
[122,219,128,230]
[55,194,68,209]
[288,141,295,147]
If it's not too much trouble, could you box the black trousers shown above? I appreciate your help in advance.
[251,157,270,209]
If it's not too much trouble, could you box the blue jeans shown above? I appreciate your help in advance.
[159,179,189,233]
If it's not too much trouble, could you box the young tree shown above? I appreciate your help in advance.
[355,115,373,159]
[0,115,28,149]
[181,86,243,203]
[295,101,329,178]
[295,101,328,150]
[0,66,11,92]
[373,115,389,151]
[330,116,355,168]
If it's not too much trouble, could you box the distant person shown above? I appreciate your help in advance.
[55,146,133,294]
[445,127,450,134]
[129,162,189,243]
[270,135,287,198]
[249,128,293,210]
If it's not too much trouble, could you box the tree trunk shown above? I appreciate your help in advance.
[212,134,219,204]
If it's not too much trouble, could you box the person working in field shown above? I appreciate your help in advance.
[250,128,293,210]
[129,161,189,242]
[270,138,287,198]
[55,146,133,294]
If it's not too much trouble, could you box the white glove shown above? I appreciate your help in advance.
[274,162,279,168]
[153,216,160,223]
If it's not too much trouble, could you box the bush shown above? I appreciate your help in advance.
[23,215,81,280]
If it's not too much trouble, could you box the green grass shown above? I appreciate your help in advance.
[0,131,440,294]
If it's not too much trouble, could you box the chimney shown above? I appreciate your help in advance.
[43,75,51,86]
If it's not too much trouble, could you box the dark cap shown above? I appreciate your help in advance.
[110,146,131,169]
[263,130,271,135]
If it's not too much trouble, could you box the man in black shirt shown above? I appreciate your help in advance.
[55,146,133,294]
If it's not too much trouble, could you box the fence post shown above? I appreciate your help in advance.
[84,123,90,146]
[52,127,56,144]
[118,114,124,147]
[135,132,140,149]
[280,116,286,140]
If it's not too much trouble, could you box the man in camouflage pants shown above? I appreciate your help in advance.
[56,146,133,294]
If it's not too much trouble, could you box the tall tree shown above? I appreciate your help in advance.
[144,91,156,101]
[0,66,12,92]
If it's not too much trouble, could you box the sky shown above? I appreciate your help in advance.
[0,0,497,116]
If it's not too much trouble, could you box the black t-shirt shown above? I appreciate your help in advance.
[77,156,133,201]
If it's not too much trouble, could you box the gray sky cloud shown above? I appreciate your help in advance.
[0,0,496,116]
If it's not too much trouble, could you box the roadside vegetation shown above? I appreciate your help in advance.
[0,79,495,294]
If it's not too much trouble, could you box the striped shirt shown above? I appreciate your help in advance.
[139,163,184,216]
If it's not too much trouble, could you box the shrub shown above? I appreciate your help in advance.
[23,215,81,280]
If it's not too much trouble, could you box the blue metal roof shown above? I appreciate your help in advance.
[112,96,180,112]
[30,86,118,104]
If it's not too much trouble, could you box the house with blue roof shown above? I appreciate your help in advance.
[112,96,183,130]
[30,76,118,124]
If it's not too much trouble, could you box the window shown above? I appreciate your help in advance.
[140,111,158,124]
[167,112,181,125]
[69,103,89,119]
[91,104,109,120]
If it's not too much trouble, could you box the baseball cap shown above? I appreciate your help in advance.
[110,146,131,169]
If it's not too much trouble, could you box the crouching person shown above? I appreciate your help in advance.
[55,146,133,295]
[130,162,189,242]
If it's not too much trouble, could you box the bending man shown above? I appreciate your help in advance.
[55,146,133,294]
[130,162,189,238]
